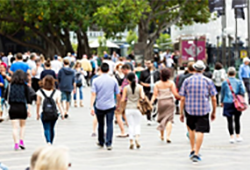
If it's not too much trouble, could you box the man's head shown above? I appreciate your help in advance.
[193,60,206,73]
[227,67,236,77]
[67,52,71,57]
[100,63,109,73]
[145,59,154,70]
[30,53,36,61]
[82,54,87,59]
[243,57,250,65]
[187,62,195,73]
[121,64,131,75]
[54,55,58,60]
[16,53,23,61]
[63,59,70,66]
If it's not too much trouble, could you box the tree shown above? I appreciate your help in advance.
[138,0,211,60]
[156,33,172,51]
[126,30,138,54]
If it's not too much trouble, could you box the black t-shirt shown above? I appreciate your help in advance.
[40,70,56,80]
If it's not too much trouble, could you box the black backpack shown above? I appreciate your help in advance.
[40,89,58,121]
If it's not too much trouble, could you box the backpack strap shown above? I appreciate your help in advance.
[40,89,48,98]
[40,89,56,99]
[50,90,56,98]
[227,79,236,100]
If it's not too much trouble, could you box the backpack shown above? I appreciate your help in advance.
[75,72,83,87]
[90,60,96,69]
[40,89,58,121]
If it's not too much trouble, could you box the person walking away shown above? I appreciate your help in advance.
[212,62,226,105]
[27,54,37,75]
[139,60,160,125]
[51,55,62,77]
[221,67,245,143]
[81,55,92,86]
[90,63,120,150]
[73,61,86,107]
[203,65,212,79]
[9,53,30,75]
[36,75,65,144]
[114,63,124,86]
[6,70,31,150]
[179,60,217,163]
[151,68,180,143]
[40,60,56,80]
[58,59,76,118]
[112,51,119,63]
[121,72,144,149]
[31,59,44,92]
[103,55,115,76]
[238,57,250,104]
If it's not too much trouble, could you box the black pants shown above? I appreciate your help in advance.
[32,78,40,92]
[243,78,250,102]
[226,114,241,135]
[85,71,90,86]
[215,86,221,105]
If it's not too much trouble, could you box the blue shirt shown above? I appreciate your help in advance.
[221,77,245,103]
[92,74,120,110]
[10,61,30,73]
[238,64,250,80]
[0,74,4,97]
[179,73,217,116]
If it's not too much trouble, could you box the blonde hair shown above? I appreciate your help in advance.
[74,61,81,69]
[34,146,69,170]
[30,146,49,170]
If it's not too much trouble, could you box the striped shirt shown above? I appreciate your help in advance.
[179,73,217,116]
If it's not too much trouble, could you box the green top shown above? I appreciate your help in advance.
[135,71,141,79]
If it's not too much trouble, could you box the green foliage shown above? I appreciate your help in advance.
[156,33,172,51]
[97,36,108,57]
[126,30,138,54]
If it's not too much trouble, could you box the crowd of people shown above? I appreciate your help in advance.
[0,50,249,169]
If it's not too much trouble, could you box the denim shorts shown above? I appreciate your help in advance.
[61,91,71,102]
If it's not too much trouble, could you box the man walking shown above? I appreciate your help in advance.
[58,59,76,118]
[238,57,250,104]
[90,63,120,150]
[179,60,217,163]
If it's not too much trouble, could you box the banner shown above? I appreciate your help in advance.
[235,8,245,19]
[232,0,247,9]
[181,40,206,61]
[209,0,225,13]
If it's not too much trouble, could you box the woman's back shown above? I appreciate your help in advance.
[125,84,142,109]
[156,81,173,99]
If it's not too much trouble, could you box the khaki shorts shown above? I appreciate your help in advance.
[115,101,126,115]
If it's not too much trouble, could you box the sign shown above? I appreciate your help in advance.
[181,40,206,61]
[232,0,247,9]
[240,50,247,59]
[209,0,225,12]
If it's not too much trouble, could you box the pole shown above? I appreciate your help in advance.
[221,0,226,66]
[248,0,250,56]
[235,13,238,61]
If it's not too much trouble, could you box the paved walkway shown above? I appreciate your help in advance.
[0,88,250,170]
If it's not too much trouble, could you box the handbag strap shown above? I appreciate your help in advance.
[227,79,236,99]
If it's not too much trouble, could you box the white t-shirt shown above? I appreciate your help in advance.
[33,66,44,79]
[103,60,115,75]
[166,58,174,68]
[51,60,62,74]
[36,89,61,104]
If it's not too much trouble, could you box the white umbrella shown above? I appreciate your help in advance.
[89,40,120,49]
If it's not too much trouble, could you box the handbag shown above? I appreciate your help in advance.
[227,79,247,111]
[137,96,153,115]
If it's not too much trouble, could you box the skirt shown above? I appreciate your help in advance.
[157,98,175,131]
[9,103,27,120]
[223,103,241,117]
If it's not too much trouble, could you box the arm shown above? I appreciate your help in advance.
[211,96,217,121]
[170,81,181,99]
[0,75,4,87]
[121,87,127,102]
[32,67,38,77]
[150,83,158,104]
[220,82,225,105]
[179,96,185,122]
[90,92,96,116]
[140,87,145,99]
[239,81,246,95]
[36,95,41,120]
[56,97,65,119]
[238,66,242,81]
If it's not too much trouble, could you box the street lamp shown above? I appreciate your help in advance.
[216,36,220,62]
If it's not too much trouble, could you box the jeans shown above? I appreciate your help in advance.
[126,109,141,140]
[215,86,221,105]
[95,107,115,147]
[243,78,250,102]
[41,114,57,144]
[73,86,83,100]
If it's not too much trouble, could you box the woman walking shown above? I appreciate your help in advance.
[40,60,56,80]
[151,68,180,143]
[6,70,31,150]
[221,67,245,143]
[32,59,44,92]
[36,75,65,144]
[212,62,226,105]
[73,61,86,107]
[121,72,145,149]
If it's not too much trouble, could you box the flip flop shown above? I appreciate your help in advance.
[117,134,129,138]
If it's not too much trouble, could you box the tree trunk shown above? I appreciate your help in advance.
[76,30,91,59]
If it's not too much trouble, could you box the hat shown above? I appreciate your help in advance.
[243,57,250,63]
[193,60,206,71]
[227,67,236,74]
[54,55,58,60]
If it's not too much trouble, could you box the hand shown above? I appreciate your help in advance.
[73,88,76,94]
[27,110,31,117]
[180,114,184,123]
[36,114,40,120]
[211,113,216,121]
[1,71,6,76]
[91,108,95,116]
[220,103,224,107]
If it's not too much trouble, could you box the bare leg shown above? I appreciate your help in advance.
[122,113,128,127]
[187,126,195,152]
[66,102,70,114]
[166,122,172,141]
[195,132,204,156]
[93,115,98,133]
[116,114,126,135]
[160,130,164,141]
[11,120,19,144]
[19,120,26,140]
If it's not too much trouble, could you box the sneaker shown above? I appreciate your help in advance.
[147,120,152,126]
[192,155,201,163]
[91,133,97,137]
[229,138,235,144]
[64,114,69,119]
[96,142,104,148]
[236,137,243,142]
[19,140,25,150]
[107,146,112,151]
[186,132,190,140]
[189,151,195,159]
[14,143,19,151]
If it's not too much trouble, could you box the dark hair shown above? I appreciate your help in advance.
[35,59,40,63]
[121,64,131,70]
[44,59,51,68]
[16,53,23,60]
[11,70,28,84]
[215,62,223,70]
[63,59,70,65]
[160,68,171,82]
[100,63,109,73]
[127,72,136,94]
[41,75,55,90]
[205,65,210,72]
[30,54,36,60]
[187,62,195,72]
